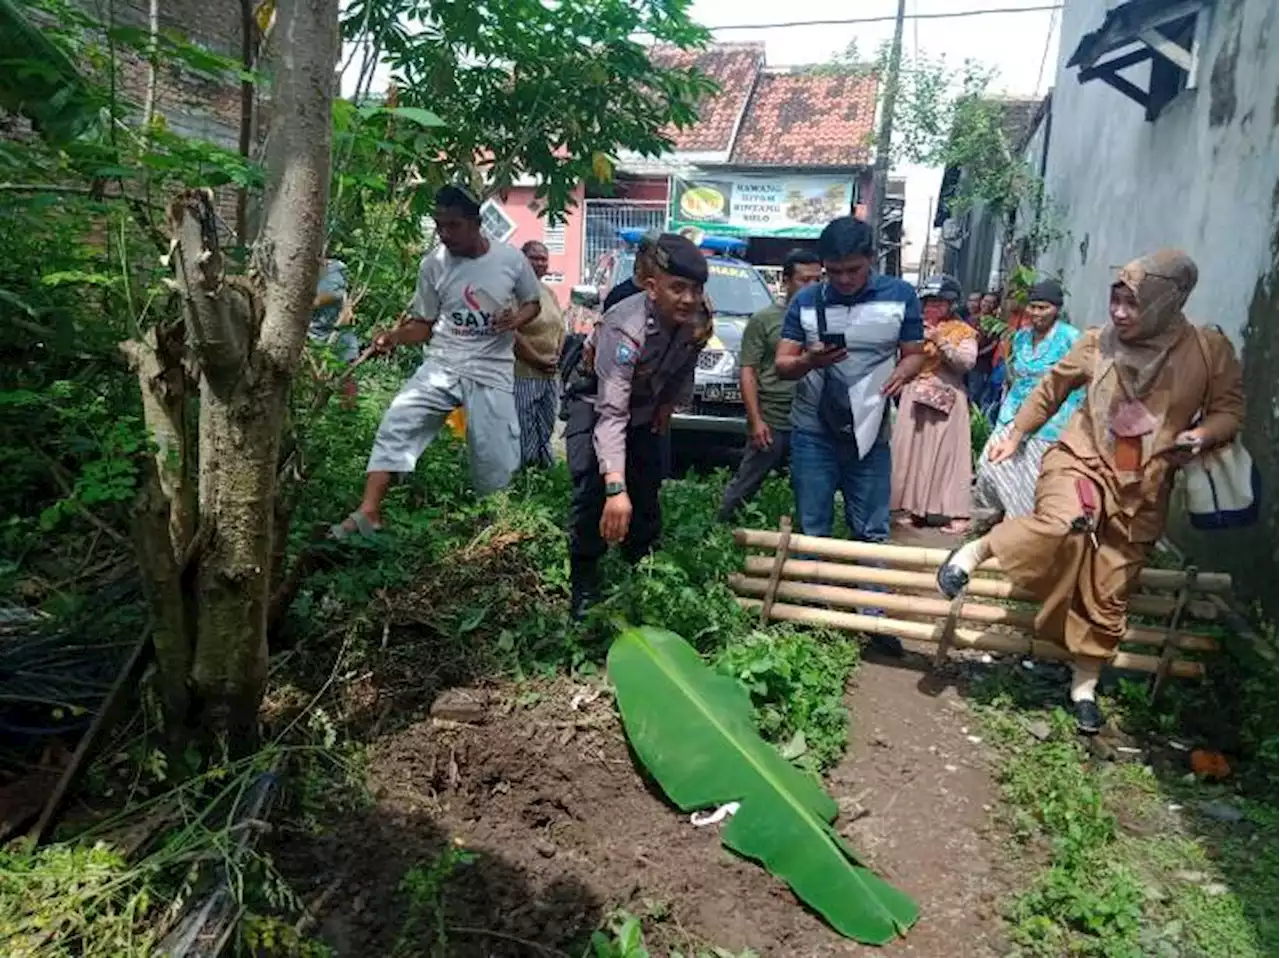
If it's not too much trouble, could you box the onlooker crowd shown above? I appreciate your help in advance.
[318,197,1248,728]
[319,191,1105,551]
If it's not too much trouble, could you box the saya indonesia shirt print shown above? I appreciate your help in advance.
[408,241,541,390]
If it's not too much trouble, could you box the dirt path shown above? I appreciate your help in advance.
[834,654,1014,956]
[285,644,1017,957]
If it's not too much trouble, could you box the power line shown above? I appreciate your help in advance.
[1034,5,1060,94]
[692,5,1063,33]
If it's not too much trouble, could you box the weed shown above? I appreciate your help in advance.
[714,627,859,772]
[590,908,760,958]
[394,839,477,957]
[590,910,651,958]
[969,402,993,463]
[241,913,334,957]
[977,663,1278,958]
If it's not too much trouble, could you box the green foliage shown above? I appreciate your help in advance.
[0,740,355,958]
[975,668,1279,958]
[1008,860,1146,958]
[0,0,256,553]
[342,0,715,217]
[969,402,992,464]
[0,842,160,957]
[885,53,1065,261]
[242,913,334,957]
[0,0,99,143]
[394,840,478,957]
[591,911,651,958]
[590,908,760,958]
[715,628,858,772]
[609,626,917,945]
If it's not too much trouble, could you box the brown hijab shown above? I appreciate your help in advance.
[1090,249,1198,476]
[1100,249,1197,396]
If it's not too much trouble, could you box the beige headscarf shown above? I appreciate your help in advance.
[1090,249,1198,477]
[1100,249,1197,395]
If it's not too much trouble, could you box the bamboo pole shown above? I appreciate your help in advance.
[759,515,793,627]
[733,528,1233,595]
[729,574,1219,652]
[739,556,1218,621]
[738,599,1205,679]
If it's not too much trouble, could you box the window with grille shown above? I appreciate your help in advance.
[480,199,516,243]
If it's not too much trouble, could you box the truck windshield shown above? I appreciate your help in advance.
[615,253,775,317]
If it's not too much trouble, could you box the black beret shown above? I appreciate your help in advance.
[1027,278,1064,306]
[651,233,708,284]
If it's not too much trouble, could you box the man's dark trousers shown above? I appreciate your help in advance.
[718,430,791,521]
[564,398,664,604]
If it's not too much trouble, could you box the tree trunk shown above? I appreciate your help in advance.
[133,0,338,749]
[190,365,286,743]
[122,323,195,732]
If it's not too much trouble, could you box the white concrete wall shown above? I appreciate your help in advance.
[1039,0,1278,345]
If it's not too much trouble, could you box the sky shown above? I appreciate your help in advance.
[686,0,1063,272]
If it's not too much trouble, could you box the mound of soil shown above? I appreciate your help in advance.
[279,659,1017,957]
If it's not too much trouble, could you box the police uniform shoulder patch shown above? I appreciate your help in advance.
[615,341,636,366]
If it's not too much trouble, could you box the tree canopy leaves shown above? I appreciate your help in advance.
[343,0,715,219]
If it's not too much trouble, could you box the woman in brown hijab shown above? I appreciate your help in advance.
[936,250,1244,732]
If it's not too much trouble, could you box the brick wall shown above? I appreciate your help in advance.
[105,0,245,228]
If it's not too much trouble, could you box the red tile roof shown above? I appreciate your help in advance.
[650,42,764,152]
[730,71,879,166]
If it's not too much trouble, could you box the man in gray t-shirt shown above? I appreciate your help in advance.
[331,186,541,538]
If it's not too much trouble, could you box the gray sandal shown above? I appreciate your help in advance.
[329,511,382,540]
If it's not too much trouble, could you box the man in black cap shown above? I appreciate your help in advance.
[563,233,713,617]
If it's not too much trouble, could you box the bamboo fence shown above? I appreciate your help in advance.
[730,526,1228,683]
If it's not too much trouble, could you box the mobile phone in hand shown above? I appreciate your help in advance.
[820,332,846,349]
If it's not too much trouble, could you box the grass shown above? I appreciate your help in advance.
[276,375,861,774]
[971,668,1278,958]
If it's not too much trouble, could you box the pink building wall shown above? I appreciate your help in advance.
[500,184,586,306]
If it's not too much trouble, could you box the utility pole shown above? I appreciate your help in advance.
[870,0,907,270]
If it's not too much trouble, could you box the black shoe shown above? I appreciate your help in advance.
[936,549,970,599]
[868,633,905,658]
[570,588,596,622]
[569,560,600,622]
[1073,698,1104,735]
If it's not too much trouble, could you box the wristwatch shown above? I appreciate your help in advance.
[604,480,626,498]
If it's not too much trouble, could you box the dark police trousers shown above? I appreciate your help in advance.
[564,397,664,590]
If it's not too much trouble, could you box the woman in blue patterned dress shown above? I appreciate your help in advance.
[973,279,1085,519]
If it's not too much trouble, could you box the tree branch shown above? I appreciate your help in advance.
[251,0,339,374]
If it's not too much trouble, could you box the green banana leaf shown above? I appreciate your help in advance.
[608,626,919,945]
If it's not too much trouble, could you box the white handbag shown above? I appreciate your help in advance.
[1182,329,1260,530]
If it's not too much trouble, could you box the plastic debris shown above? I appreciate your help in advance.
[690,802,740,827]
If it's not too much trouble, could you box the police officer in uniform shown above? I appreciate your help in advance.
[563,233,712,617]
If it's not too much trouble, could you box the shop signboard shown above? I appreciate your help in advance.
[668,174,855,238]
